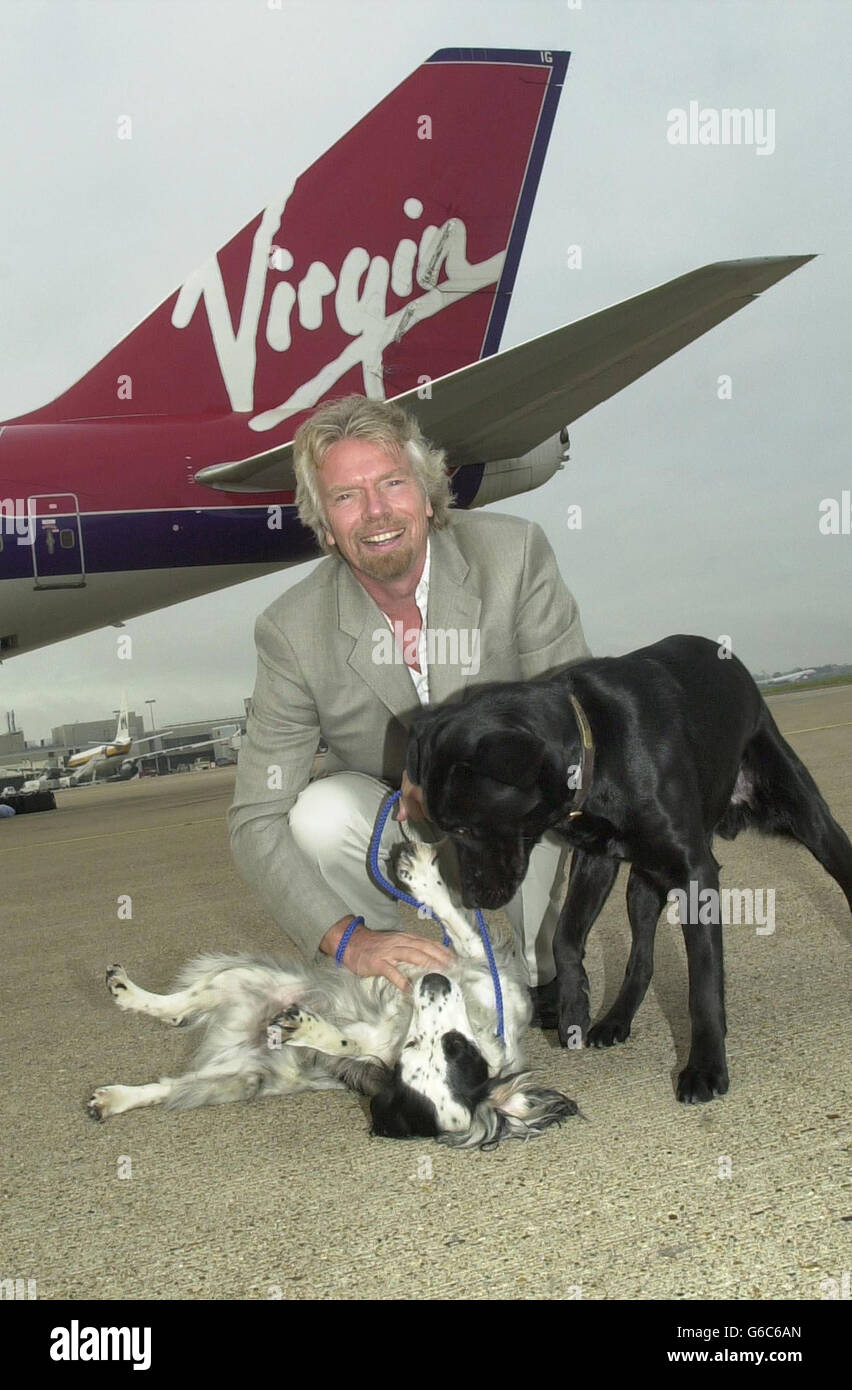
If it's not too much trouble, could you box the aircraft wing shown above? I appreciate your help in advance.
[132,737,233,762]
[193,255,813,492]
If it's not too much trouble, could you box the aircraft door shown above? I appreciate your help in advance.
[27,494,86,588]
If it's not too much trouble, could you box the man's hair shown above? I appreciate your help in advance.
[292,394,455,555]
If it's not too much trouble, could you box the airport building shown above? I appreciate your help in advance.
[52,713,146,748]
[0,729,25,757]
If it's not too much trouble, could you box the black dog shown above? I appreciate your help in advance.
[405,635,852,1103]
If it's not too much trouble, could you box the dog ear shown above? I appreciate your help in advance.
[405,706,447,786]
[486,1072,578,1130]
[442,759,483,817]
[437,1072,578,1149]
[405,726,424,785]
[474,730,546,791]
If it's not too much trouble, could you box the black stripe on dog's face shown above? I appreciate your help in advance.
[369,1078,441,1140]
[369,1035,491,1140]
[369,976,491,1140]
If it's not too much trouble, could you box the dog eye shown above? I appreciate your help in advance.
[454,826,472,838]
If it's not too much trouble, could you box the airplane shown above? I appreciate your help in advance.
[0,47,813,661]
[18,694,236,787]
[759,668,818,686]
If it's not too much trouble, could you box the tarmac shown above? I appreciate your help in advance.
[1,684,850,1301]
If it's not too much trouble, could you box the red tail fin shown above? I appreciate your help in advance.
[15,49,569,455]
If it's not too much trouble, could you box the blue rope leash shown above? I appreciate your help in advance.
[367,789,505,1045]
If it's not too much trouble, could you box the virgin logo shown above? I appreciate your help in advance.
[172,192,505,430]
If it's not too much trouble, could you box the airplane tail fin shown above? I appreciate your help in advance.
[115,692,130,745]
[12,50,569,453]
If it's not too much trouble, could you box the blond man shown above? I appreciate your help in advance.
[229,395,590,1006]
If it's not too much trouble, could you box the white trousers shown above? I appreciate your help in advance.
[289,771,568,987]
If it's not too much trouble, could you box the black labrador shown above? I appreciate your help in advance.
[404,635,852,1103]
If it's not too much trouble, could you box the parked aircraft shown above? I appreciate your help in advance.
[759,669,818,686]
[0,48,812,660]
[19,694,235,787]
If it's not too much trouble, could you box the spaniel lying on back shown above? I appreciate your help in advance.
[88,842,577,1148]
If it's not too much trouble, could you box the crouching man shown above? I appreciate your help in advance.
[228,394,590,1012]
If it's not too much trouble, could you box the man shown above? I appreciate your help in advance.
[228,394,590,1004]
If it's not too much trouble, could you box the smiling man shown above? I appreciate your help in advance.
[228,394,591,1009]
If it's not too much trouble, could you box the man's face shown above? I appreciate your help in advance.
[316,438,433,584]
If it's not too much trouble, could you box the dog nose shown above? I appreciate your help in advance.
[419,973,451,999]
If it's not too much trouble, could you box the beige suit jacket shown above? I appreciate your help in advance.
[228,509,590,957]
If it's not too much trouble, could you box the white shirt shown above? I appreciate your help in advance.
[380,537,430,705]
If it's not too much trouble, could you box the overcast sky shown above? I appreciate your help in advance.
[1,0,850,744]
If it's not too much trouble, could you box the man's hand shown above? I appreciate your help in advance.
[320,916,453,992]
[396,769,429,824]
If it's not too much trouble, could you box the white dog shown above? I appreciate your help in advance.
[87,842,576,1147]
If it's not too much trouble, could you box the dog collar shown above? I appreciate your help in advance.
[567,692,595,818]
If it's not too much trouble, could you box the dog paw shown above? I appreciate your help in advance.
[87,1086,119,1121]
[268,1004,306,1042]
[587,1017,631,1048]
[393,842,441,900]
[268,1006,358,1056]
[105,965,133,1009]
[676,1063,729,1104]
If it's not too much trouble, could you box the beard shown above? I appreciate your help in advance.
[354,535,418,581]
[333,522,420,582]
